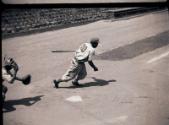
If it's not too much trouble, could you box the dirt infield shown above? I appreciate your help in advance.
[2,11,169,125]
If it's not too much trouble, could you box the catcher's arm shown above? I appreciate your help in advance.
[6,58,19,81]
[11,58,19,73]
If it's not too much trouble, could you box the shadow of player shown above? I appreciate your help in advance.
[61,77,116,89]
[3,95,44,113]
[51,50,74,53]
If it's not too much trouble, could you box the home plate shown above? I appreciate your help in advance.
[66,96,82,102]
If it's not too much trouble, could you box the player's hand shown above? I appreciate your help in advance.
[94,67,98,71]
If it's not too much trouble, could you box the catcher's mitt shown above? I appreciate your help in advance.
[22,74,31,85]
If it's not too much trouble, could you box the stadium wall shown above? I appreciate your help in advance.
[1,7,166,39]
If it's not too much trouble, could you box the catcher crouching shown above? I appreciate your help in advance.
[2,56,32,101]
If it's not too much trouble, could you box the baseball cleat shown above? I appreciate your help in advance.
[72,81,81,86]
[53,80,59,88]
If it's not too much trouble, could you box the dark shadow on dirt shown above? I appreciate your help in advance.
[51,50,74,53]
[3,95,44,113]
[60,77,116,89]
[95,31,169,61]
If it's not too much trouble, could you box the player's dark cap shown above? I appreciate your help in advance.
[90,37,99,44]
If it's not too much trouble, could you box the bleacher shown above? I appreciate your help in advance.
[2,8,109,37]
[2,7,166,38]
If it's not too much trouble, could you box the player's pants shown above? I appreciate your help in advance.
[2,83,8,101]
[61,58,87,82]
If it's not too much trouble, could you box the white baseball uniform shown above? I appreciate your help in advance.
[61,42,95,81]
[2,67,13,82]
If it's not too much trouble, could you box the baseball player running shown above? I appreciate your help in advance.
[53,37,100,88]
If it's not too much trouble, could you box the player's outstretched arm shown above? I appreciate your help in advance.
[88,61,98,71]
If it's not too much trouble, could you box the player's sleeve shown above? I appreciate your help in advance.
[88,50,95,61]
[79,43,87,52]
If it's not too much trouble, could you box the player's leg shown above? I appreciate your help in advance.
[53,58,79,88]
[72,63,87,86]
[2,83,8,101]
